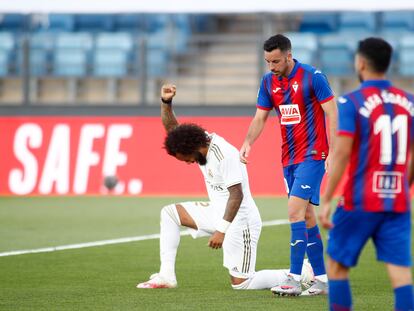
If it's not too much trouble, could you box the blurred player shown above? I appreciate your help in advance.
[320,37,414,310]
[240,34,337,296]
[137,84,314,290]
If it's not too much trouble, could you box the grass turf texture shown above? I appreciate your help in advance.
[0,197,410,310]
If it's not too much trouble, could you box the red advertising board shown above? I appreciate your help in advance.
[0,116,292,196]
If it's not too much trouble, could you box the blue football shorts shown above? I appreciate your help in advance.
[327,206,412,267]
[282,159,325,206]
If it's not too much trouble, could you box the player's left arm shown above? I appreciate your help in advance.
[319,135,353,229]
[312,71,338,172]
[208,183,243,249]
[321,99,338,172]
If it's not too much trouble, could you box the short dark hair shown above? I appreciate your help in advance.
[357,37,393,73]
[263,34,291,53]
[164,123,209,156]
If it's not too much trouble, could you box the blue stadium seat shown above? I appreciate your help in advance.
[0,32,15,51]
[192,14,216,33]
[27,32,56,76]
[0,32,15,75]
[113,14,142,32]
[95,32,133,51]
[54,33,92,77]
[75,14,114,32]
[299,13,338,34]
[30,31,55,50]
[171,15,191,53]
[55,32,93,50]
[147,49,169,77]
[147,30,169,49]
[93,50,129,77]
[399,35,414,76]
[29,50,49,76]
[48,14,75,32]
[0,50,10,76]
[381,12,414,33]
[146,14,170,33]
[93,32,134,77]
[338,12,377,33]
[0,14,27,32]
[320,34,354,76]
[54,49,87,76]
[284,32,317,64]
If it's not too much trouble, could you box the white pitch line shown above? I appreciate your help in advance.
[0,218,289,258]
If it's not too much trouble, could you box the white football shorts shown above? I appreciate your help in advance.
[178,201,262,279]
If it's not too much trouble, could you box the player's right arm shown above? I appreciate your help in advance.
[240,76,272,164]
[408,141,414,186]
[160,84,179,132]
[319,135,353,229]
[319,96,356,229]
[240,109,270,164]
[208,183,243,249]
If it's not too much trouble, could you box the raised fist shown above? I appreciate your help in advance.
[161,84,176,102]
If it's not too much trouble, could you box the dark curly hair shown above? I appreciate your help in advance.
[164,123,209,156]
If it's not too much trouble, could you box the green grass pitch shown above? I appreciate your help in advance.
[0,197,411,310]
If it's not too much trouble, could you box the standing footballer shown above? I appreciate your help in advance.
[240,34,337,296]
[320,37,414,310]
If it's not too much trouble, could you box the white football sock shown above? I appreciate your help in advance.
[315,274,328,283]
[159,205,181,280]
[290,273,302,282]
[232,269,289,290]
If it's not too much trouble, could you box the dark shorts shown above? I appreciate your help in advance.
[327,207,412,267]
[283,159,325,206]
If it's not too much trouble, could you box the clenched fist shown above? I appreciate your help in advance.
[161,84,176,103]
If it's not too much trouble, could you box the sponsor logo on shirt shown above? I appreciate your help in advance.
[279,104,301,125]
[372,171,402,198]
[207,182,225,192]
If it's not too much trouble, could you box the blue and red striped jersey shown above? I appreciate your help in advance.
[257,60,334,167]
[338,80,414,213]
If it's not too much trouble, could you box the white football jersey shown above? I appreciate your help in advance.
[198,133,257,219]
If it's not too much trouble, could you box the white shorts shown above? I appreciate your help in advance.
[178,201,262,279]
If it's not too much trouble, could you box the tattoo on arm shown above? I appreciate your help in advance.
[161,104,179,132]
[223,183,243,222]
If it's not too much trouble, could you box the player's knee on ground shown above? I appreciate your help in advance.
[161,204,181,226]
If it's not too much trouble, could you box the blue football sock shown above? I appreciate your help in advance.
[329,279,352,311]
[306,225,326,276]
[290,221,307,275]
[395,284,414,311]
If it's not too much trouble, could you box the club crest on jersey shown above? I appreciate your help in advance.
[279,104,301,125]
[292,81,299,93]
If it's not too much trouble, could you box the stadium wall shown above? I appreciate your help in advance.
[0,116,298,196]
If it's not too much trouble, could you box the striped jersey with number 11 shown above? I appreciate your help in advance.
[338,80,414,213]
